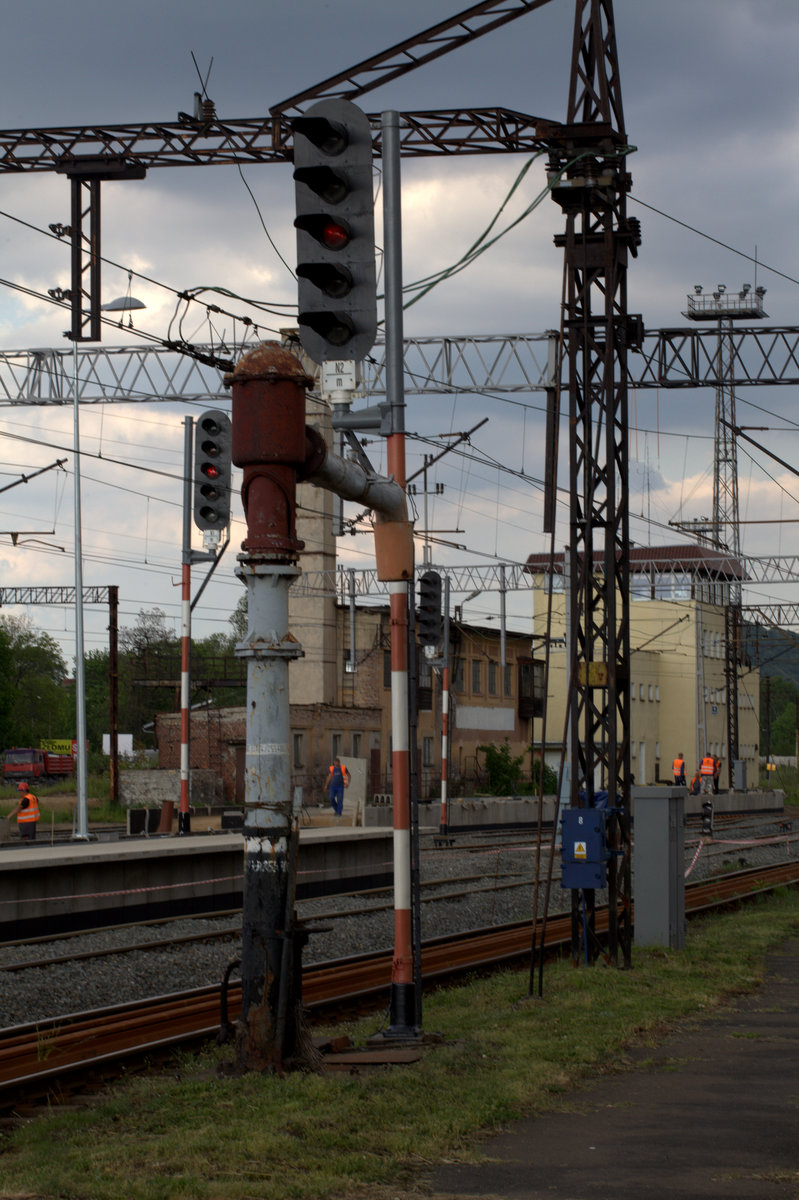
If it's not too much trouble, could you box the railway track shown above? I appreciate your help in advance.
[1,859,797,1110]
[0,870,529,974]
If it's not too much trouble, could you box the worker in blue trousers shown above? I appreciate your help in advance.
[324,757,350,817]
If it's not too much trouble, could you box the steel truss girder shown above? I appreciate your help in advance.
[0,586,110,604]
[5,326,799,406]
[2,561,796,611]
[0,108,552,174]
[743,603,799,627]
[0,336,557,406]
[290,549,799,598]
[632,326,799,388]
[0,344,238,406]
[307,561,539,599]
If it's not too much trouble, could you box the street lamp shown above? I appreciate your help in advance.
[71,292,145,841]
[101,295,146,327]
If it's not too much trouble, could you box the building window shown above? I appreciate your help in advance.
[518,659,544,719]
[639,683,645,701]
[332,734,342,759]
[383,650,392,689]
[504,664,513,698]
[453,657,466,693]
[417,653,433,712]
[352,733,361,759]
[422,736,435,767]
[488,660,498,696]
[648,684,654,702]
[293,733,304,769]
[472,660,482,694]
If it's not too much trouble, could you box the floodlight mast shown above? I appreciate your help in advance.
[681,284,768,787]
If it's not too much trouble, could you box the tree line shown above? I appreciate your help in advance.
[0,606,245,757]
[3,598,794,762]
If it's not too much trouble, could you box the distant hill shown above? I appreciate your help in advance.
[744,622,799,689]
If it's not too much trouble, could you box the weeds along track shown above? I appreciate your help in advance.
[1,859,797,1112]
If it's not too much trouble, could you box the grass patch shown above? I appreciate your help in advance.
[0,782,122,827]
[1,890,798,1200]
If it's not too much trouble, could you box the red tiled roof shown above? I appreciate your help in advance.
[525,544,746,580]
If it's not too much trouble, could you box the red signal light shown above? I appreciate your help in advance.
[321,219,349,251]
[292,99,377,364]
[193,408,232,533]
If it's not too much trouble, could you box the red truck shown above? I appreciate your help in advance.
[2,748,75,783]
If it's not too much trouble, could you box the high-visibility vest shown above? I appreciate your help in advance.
[700,756,715,776]
[17,792,40,823]
[328,764,350,788]
[673,757,684,776]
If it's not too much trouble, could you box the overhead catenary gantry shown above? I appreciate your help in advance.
[5,324,799,405]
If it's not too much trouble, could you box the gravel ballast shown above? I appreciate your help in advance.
[1,817,796,1029]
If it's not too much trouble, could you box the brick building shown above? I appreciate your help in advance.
[155,602,536,806]
[156,391,537,806]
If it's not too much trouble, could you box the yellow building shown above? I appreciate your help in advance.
[526,546,760,789]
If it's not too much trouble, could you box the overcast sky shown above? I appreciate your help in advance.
[0,0,798,683]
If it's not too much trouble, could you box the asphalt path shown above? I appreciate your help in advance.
[426,938,799,1199]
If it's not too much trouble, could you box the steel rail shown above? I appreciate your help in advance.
[1,859,797,1105]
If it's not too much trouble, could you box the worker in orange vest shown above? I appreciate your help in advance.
[323,758,350,817]
[8,781,40,841]
[699,753,716,795]
[672,753,686,787]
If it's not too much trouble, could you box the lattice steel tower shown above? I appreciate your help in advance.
[683,283,767,784]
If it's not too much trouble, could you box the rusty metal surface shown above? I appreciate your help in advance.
[225,341,313,389]
[0,108,553,175]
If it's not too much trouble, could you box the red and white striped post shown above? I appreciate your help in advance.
[178,416,193,835]
[381,109,419,1037]
[439,664,449,836]
[178,556,191,834]
[388,576,414,1029]
[386,422,416,1032]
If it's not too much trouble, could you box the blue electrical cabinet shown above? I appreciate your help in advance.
[560,807,608,889]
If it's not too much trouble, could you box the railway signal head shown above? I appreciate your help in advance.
[193,409,232,531]
[292,99,377,365]
[418,570,443,647]
[701,800,714,837]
